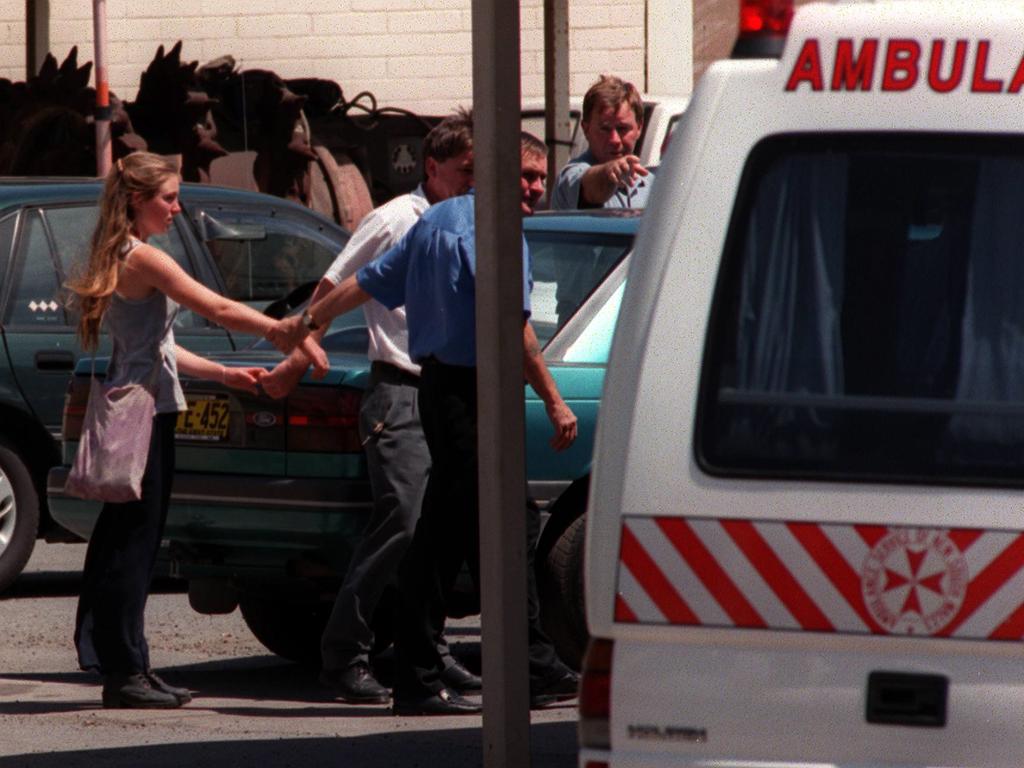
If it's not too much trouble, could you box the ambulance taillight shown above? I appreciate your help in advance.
[731,0,794,59]
[578,637,613,751]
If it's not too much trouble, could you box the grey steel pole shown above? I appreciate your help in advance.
[544,0,571,204]
[92,0,111,177]
[471,0,531,765]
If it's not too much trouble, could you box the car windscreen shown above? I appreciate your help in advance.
[698,132,1024,487]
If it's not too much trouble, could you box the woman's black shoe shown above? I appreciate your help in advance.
[145,669,193,704]
[102,673,182,709]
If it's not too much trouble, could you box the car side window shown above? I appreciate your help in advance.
[196,208,340,306]
[526,230,632,346]
[5,211,65,326]
[45,206,211,330]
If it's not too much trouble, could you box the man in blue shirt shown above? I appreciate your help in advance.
[279,133,580,715]
[551,74,653,209]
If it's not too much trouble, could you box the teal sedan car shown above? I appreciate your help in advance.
[48,208,639,668]
[0,178,352,592]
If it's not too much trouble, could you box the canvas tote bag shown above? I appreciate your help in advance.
[65,312,175,503]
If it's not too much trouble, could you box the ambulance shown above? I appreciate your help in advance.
[581,1,1024,766]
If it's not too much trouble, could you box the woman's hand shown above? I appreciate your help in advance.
[266,314,309,354]
[222,366,266,394]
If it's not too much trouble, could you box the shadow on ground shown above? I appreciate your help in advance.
[1,570,185,600]
[0,721,577,768]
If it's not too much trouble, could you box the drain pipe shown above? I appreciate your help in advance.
[92,0,111,177]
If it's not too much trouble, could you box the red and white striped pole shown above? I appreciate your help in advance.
[92,0,111,177]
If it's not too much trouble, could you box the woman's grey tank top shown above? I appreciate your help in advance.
[102,238,186,414]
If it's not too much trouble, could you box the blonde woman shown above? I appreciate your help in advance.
[67,152,326,709]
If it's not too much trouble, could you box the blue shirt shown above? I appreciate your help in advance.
[356,192,533,367]
[551,149,655,210]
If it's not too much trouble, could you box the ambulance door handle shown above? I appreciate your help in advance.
[865,671,948,728]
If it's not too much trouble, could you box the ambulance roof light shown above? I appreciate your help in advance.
[731,0,794,59]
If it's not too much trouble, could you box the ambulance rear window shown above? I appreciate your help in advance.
[698,132,1024,487]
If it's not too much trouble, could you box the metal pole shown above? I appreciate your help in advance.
[92,0,112,177]
[472,0,530,766]
[25,0,50,79]
[543,0,571,204]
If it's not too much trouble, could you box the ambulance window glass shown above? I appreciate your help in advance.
[699,133,1024,486]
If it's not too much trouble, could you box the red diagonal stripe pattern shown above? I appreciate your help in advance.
[940,532,1024,637]
[657,518,767,628]
[787,522,884,634]
[619,524,699,624]
[990,600,1024,640]
[722,520,834,631]
[614,594,638,623]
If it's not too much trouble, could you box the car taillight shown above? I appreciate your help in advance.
[732,0,793,59]
[578,636,613,751]
[62,376,93,442]
[286,386,362,453]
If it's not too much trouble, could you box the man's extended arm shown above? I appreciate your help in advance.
[578,155,649,207]
[523,321,577,451]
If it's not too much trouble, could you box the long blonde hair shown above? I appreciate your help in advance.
[67,152,180,350]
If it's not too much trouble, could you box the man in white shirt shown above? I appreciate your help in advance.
[261,110,477,704]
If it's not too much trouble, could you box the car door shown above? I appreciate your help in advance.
[2,204,232,435]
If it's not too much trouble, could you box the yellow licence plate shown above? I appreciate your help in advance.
[176,394,230,442]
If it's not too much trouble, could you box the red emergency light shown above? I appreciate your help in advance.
[732,0,794,59]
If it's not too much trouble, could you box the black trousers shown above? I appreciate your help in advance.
[395,360,560,697]
[75,412,177,675]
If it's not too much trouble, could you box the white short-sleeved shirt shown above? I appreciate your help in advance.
[323,186,429,376]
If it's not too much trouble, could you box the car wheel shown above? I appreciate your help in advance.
[538,512,588,671]
[0,440,39,592]
[239,594,329,666]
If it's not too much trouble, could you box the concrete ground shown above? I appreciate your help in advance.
[0,541,578,768]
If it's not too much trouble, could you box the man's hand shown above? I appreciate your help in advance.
[602,154,648,190]
[582,154,649,206]
[261,353,308,399]
[300,337,329,379]
[546,399,578,452]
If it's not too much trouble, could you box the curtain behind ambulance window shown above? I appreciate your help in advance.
[699,133,1024,486]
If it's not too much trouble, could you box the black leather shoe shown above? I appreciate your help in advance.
[102,673,182,709]
[145,669,192,705]
[393,687,482,716]
[440,659,482,693]
[320,663,390,704]
[529,669,580,709]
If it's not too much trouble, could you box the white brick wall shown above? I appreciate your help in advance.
[0,0,662,115]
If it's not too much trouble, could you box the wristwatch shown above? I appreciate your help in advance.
[301,309,320,331]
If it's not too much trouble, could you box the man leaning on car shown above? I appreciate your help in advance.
[260,109,482,705]
[551,74,653,210]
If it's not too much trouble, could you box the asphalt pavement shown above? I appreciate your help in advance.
[0,542,578,768]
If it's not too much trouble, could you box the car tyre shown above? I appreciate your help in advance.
[0,440,39,592]
[538,512,588,671]
[239,594,330,666]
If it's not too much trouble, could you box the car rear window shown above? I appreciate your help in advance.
[698,133,1024,487]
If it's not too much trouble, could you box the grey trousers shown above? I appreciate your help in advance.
[320,363,453,672]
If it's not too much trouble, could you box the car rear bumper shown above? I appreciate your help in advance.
[47,466,372,557]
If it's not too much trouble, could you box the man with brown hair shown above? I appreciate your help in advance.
[552,74,653,209]
[275,133,581,715]
[262,108,480,705]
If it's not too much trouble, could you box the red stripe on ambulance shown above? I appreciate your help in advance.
[615,517,1024,641]
[619,524,699,624]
